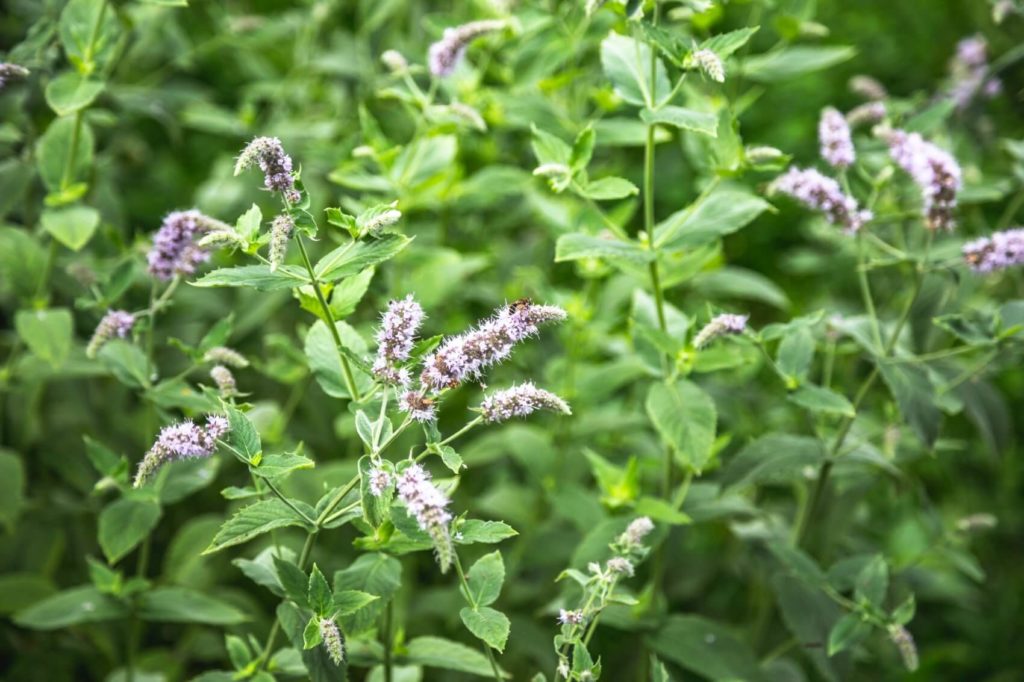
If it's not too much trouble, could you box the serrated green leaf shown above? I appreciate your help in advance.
[641,106,718,137]
[460,606,511,652]
[789,384,855,417]
[743,46,856,83]
[138,586,247,625]
[44,71,104,116]
[466,551,505,607]
[192,264,308,290]
[555,233,653,264]
[14,586,128,629]
[252,452,314,479]
[654,187,770,250]
[313,234,412,282]
[457,520,518,545]
[204,499,310,554]
[41,204,99,250]
[15,308,72,367]
[308,564,332,616]
[405,635,507,677]
[98,497,161,564]
[646,380,717,472]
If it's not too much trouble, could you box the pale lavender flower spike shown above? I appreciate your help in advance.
[399,390,436,422]
[558,609,585,625]
[772,167,873,233]
[886,130,962,231]
[148,210,223,280]
[428,19,507,77]
[397,463,453,572]
[819,107,855,169]
[367,467,392,497]
[845,101,886,128]
[962,228,1024,272]
[950,35,1001,110]
[694,313,748,349]
[235,136,300,202]
[134,415,229,487]
[87,310,135,358]
[420,299,566,392]
[373,295,425,384]
[480,382,570,422]
[319,617,345,665]
[0,62,30,89]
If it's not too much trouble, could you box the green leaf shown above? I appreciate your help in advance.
[692,266,790,309]
[59,0,120,74]
[333,553,401,635]
[828,613,871,656]
[98,498,162,564]
[304,320,373,400]
[854,555,889,607]
[99,340,151,388]
[303,615,322,649]
[277,602,347,682]
[226,406,261,463]
[44,71,104,116]
[743,46,857,83]
[530,125,572,166]
[555,233,653,264]
[192,264,308,291]
[36,116,94,192]
[457,520,518,545]
[788,384,855,417]
[15,308,72,367]
[647,615,764,681]
[700,27,759,59]
[776,328,815,384]
[466,551,505,607]
[308,564,332,616]
[41,204,99,250]
[634,496,691,525]
[0,451,27,531]
[330,267,374,318]
[138,587,247,624]
[274,555,310,606]
[580,176,640,200]
[649,655,673,682]
[601,32,670,107]
[332,589,378,617]
[724,433,825,489]
[654,187,770,250]
[570,126,596,171]
[252,452,314,479]
[314,234,412,282]
[404,636,507,677]
[878,363,942,447]
[641,106,718,137]
[14,586,128,629]
[204,499,311,554]
[236,203,262,242]
[460,606,511,652]
[646,380,717,472]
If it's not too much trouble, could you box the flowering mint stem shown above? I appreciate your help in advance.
[856,233,884,351]
[453,552,504,681]
[295,236,362,402]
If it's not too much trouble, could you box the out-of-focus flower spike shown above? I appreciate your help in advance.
[771,167,873,233]
[87,310,135,358]
[427,19,508,77]
[203,346,249,368]
[268,214,294,271]
[819,106,855,169]
[694,314,748,349]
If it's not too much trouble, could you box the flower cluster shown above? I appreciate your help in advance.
[397,463,453,572]
[962,228,1024,273]
[888,624,919,672]
[619,516,654,546]
[399,391,437,423]
[134,415,229,487]
[86,310,135,358]
[147,210,224,280]
[693,313,748,349]
[420,300,566,392]
[886,130,962,231]
[427,19,507,77]
[268,214,294,271]
[0,62,29,89]
[772,167,873,233]
[849,74,887,101]
[558,609,585,626]
[367,467,392,497]
[319,618,345,666]
[235,136,299,202]
[949,35,1001,110]
[691,48,725,82]
[480,382,570,422]
[819,107,854,169]
[373,295,425,384]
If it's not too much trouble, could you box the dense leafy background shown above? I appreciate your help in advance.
[2,0,1023,680]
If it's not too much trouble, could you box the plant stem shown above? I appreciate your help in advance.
[295,236,361,401]
[383,599,394,682]
[856,233,884,352]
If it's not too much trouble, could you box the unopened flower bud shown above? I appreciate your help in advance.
[268,214,294,271]
[210,365,237,397]
[203,346,249,368]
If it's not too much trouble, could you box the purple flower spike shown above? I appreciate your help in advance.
[819,107,855,169]
[373,295,425,384]
[427,19,507,77]
[235,136,300,202]
[886,130,962,231]
[87,310,135,358]
[134,415,229,487]
[962,228,1024,273]
[147,210,223,280]
[694,313,748,349]
[480,382,570,422]
[397,463,453,572]
[772,167,872,234]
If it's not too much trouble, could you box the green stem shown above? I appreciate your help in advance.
[295,237,361,401]
[856,233,884,352]
[383,599,394,682]
[264,478,317,526]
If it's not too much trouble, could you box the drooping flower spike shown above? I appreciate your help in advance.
[949,34,1002,110]
[396,463,453,572]
[235,136,300,202]
[885,129,962,231]
[319,618,345,666]
[693,313,748,349]
[962,228,1024,273]
[427,19,508,77]
[845,101,886,128]
[772,167,873,234]
[420,299,567,392]
[86,310,135,358]
[268,214,294,272]
[479,382,571,423]
[134,415,229,487]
